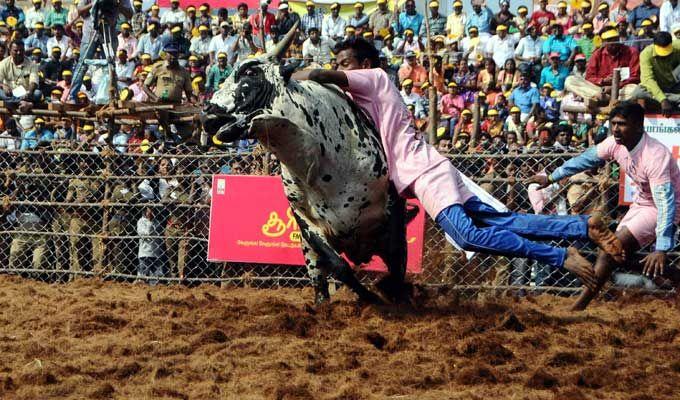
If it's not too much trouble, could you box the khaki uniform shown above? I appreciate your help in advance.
[0,57,39,92]
[67,177,100,276]
[104,184,135,275]
[144,63,192,103]
[50,179,71,273]
[164,188,191,279]
[9,233,47,272]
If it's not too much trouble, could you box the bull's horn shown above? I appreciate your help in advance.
[267,21,299,61]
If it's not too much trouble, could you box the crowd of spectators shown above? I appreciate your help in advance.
[0,0,676,287]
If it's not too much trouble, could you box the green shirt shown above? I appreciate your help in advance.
[206,64,233,93]
[640,39,680,102]
[576,37,596,58]
[45,8,69,27]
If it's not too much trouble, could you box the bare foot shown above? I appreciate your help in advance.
[588,212,624,263]
[564,246,597,291]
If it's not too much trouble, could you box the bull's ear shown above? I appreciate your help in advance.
[266,21,299,63]
[280,60,300,83]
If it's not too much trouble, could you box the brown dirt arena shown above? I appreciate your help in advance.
[0,275,679,400]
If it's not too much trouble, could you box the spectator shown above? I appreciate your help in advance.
[481,108,503,137]
[632,32,680,117]
[398,50,427,94]
[25,22,49,56]
[540,52,570,91]
[461,26,484,65]
[130,0,146,37]
[485,24,516,70]
[57,69,73,102]
[165,25,191,63]
[47,24,71,55]
[494,0,515,28]
[420,1,446,37]
[349,2,369,34]
[509,73,540,121]
[396,28,423,55]
[446,1,467,41]
[25,0,44,30]
[542,22,576,65]
[400,79,426,118]
[302,26,334,65]
[322,3,346,41]
[576,23,600,59]
[628,0,660,30]
[504,106,527,144]
[514,6,529,31]
[554,1,574,30]
[660,0,680,33]
[134,23,165,61]
[115,49,136,88]
[530,0,556,32]
[230,22,263,64]
[466,0,493,35]
[137,206,165,284]
[440,81,464,121]
[571,53,587,78]
[540,83,559,121]
[161,0,186,27]
[566,27,640,106]
[514,23,543,80]
[45,0,69,28]
[207,21,234,64]
[636,18,656,52]
[369,0,391,38]
[0,41,40,105]
[498,58,520,91]
[190,24,212,59]
[300,1,323,37]
[117,22,138,56]
[611,0,631,24]
[593,3,611,34]
[394,0,423,37]
[232,3,250,33]
[250,0,276,40]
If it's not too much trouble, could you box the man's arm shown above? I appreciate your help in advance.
[642,182,676,277]
[526,147,605,188]
[291,68,348,88]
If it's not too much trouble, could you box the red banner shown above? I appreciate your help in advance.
[208,175,425,273]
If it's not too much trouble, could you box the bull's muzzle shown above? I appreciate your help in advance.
[201,104,247,143]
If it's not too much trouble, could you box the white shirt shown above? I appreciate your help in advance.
[485,34,517,68]
[160,9,187,26]
[209,34,236,59]
[25,8,45,29]
[302,37,336,64]
[322,15,346,40]
[46,36,71,55]
[401,91,425,118]
[660,0,680,32]
[0,131,16,150]
[190,36,211,56]
[514,35,543,60]
[137,217,163,258]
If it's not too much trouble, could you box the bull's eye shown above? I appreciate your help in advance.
[244,68,256,77]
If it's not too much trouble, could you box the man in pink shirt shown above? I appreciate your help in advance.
[293,38,624,292]
[529,102,680,310]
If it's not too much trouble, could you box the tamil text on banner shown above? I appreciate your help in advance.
[619,116,680,205]
[208,175,425,273]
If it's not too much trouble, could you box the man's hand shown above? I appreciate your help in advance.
[661,100,673,118]
[641,251,667,278]
[525,174,550,189]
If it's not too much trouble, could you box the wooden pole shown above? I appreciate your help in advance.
[471,96,480,147]
[423,0,438,144]
[610,69,621,106]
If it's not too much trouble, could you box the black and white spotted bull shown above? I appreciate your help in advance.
[202,24,413,305]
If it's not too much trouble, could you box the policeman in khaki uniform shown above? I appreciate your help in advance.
[66,154,102,278]
[142,43,196,104]
[162,177,194,279]
[103,177,136,276]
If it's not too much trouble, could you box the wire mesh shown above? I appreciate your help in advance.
[0,147,675,298]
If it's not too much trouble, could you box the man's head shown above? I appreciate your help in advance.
[306,0,315,13]
[171,24,182,38]
[405,50,417,66]
[164,44,180,67]
[148,22,159,37]
[279,2,289,15]
[377,0,388,11]
[601,27,622,52]
[335,37,380,70]
[582,22,594,37]
[52,0,62,10]
[538,127,553,146]
[551,22,563,37]
[428,0,439,15]
[598,2,609,16]
[517,5,528,17]
[354,2,364,15]
[187,5,196,16]
[330,2,340,17]
[32,0,41,9]
[539,0,548,10]
[541,82,553,96]
[171,0,179,10]
[121,22,131,37]
[468,26,478,37]
[51,46,61,60]
[117,49,128,63]
[557,0,567,13]
[10,40,24,64]
[243,22,253,35]
[308,26,320,43]
[404,0,416,15]
[609,101,644,147]
[53,24,64,39]
[220,21,231,36]
[453,0,462,14]
[519,73,531,88]
[199,24,210,37]
[62,69,72,84]
[549,51,560,67]
[447,81,457,94]
[497,24,507,38]
[260,0,268,11]
[217,52,228,67]
[556,124,573,146]
[133,0,142,11]
[574,53,586,68]
[401,78,413,94]
[238,2,248,16]
[653,31,674,58]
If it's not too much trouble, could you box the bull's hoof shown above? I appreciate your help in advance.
[314,286,330,306]
[375,276,414,305]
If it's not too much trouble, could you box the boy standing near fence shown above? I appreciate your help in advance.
[293,38,625,296]
[137,206,164,285]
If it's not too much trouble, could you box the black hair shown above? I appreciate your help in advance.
[237,2,248,9]
[654,31,672,47]
[555,123,573,136]
[609,101,645,126]
[333,38,380,68]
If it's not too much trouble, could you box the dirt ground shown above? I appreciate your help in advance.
[0,276,679,400]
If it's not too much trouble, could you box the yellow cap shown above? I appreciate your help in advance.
[32,0,41,3]
[601,28,618,40]
[32,48,42,55]
[187,5,196,11]
[199,5,208,10]
[581,0,591,8]
[582,22,593,30]
[518,5,527,12]
[51,88,62,95]
[143,66,153,73]
[52,46,62,53]
[35,117,46,124]
[121,22,131,29]
[404,28,414,35]
[596,113,608,120]
[83,75,91,81]
[542,82,553,89]
[362,31,373,38]
[447,81,457,88]
[133,0,142,5]
[62,70,72,76]
[402,78,413,86]
[510,106,521,113]
[51,0,61,3]
[76,92,88,99]
[429,1,439,7]
[353,2,363,8]
[217,52,227,59]
[496,24,507,31]
[75,20,83,27]
[383,33,392,40]
[192,76,204,84]
[421,81,431,90]
[437,127,446,138]
[171,26,182,33]
[655,43,673,57]
[346,26,356,33]
[72,48,80,54]
[478,91,486,97]
[453,1,462,6]
[35,22,44,28]
[377,0,387,3]
[189,55,198,61]
[151,4,159,10]
[140,139,151,152]
[6,16,17,27]
[117,49,126,56]
[306,1,314,5]
[558,1,567,7]
[468,26,478,32]
[487,109,499,116]
[141,53,152,60]
[598,2,608,10]
[147,23,157,31]
[641,19,652,27]
[462,109,472,115]
[198,24,209,31]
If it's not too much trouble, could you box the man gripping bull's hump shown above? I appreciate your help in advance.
[293,38,625,292]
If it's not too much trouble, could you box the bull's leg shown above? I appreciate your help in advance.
[376,187,412,304]
[300,239,331,305]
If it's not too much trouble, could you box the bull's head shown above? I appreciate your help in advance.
[201,23,300,142]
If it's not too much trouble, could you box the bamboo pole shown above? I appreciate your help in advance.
[423,1,438,144]
[610,69,621,107]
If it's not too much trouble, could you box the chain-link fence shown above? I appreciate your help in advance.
[0,147,675,297]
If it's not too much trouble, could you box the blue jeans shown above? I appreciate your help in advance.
[436,197,590,268]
